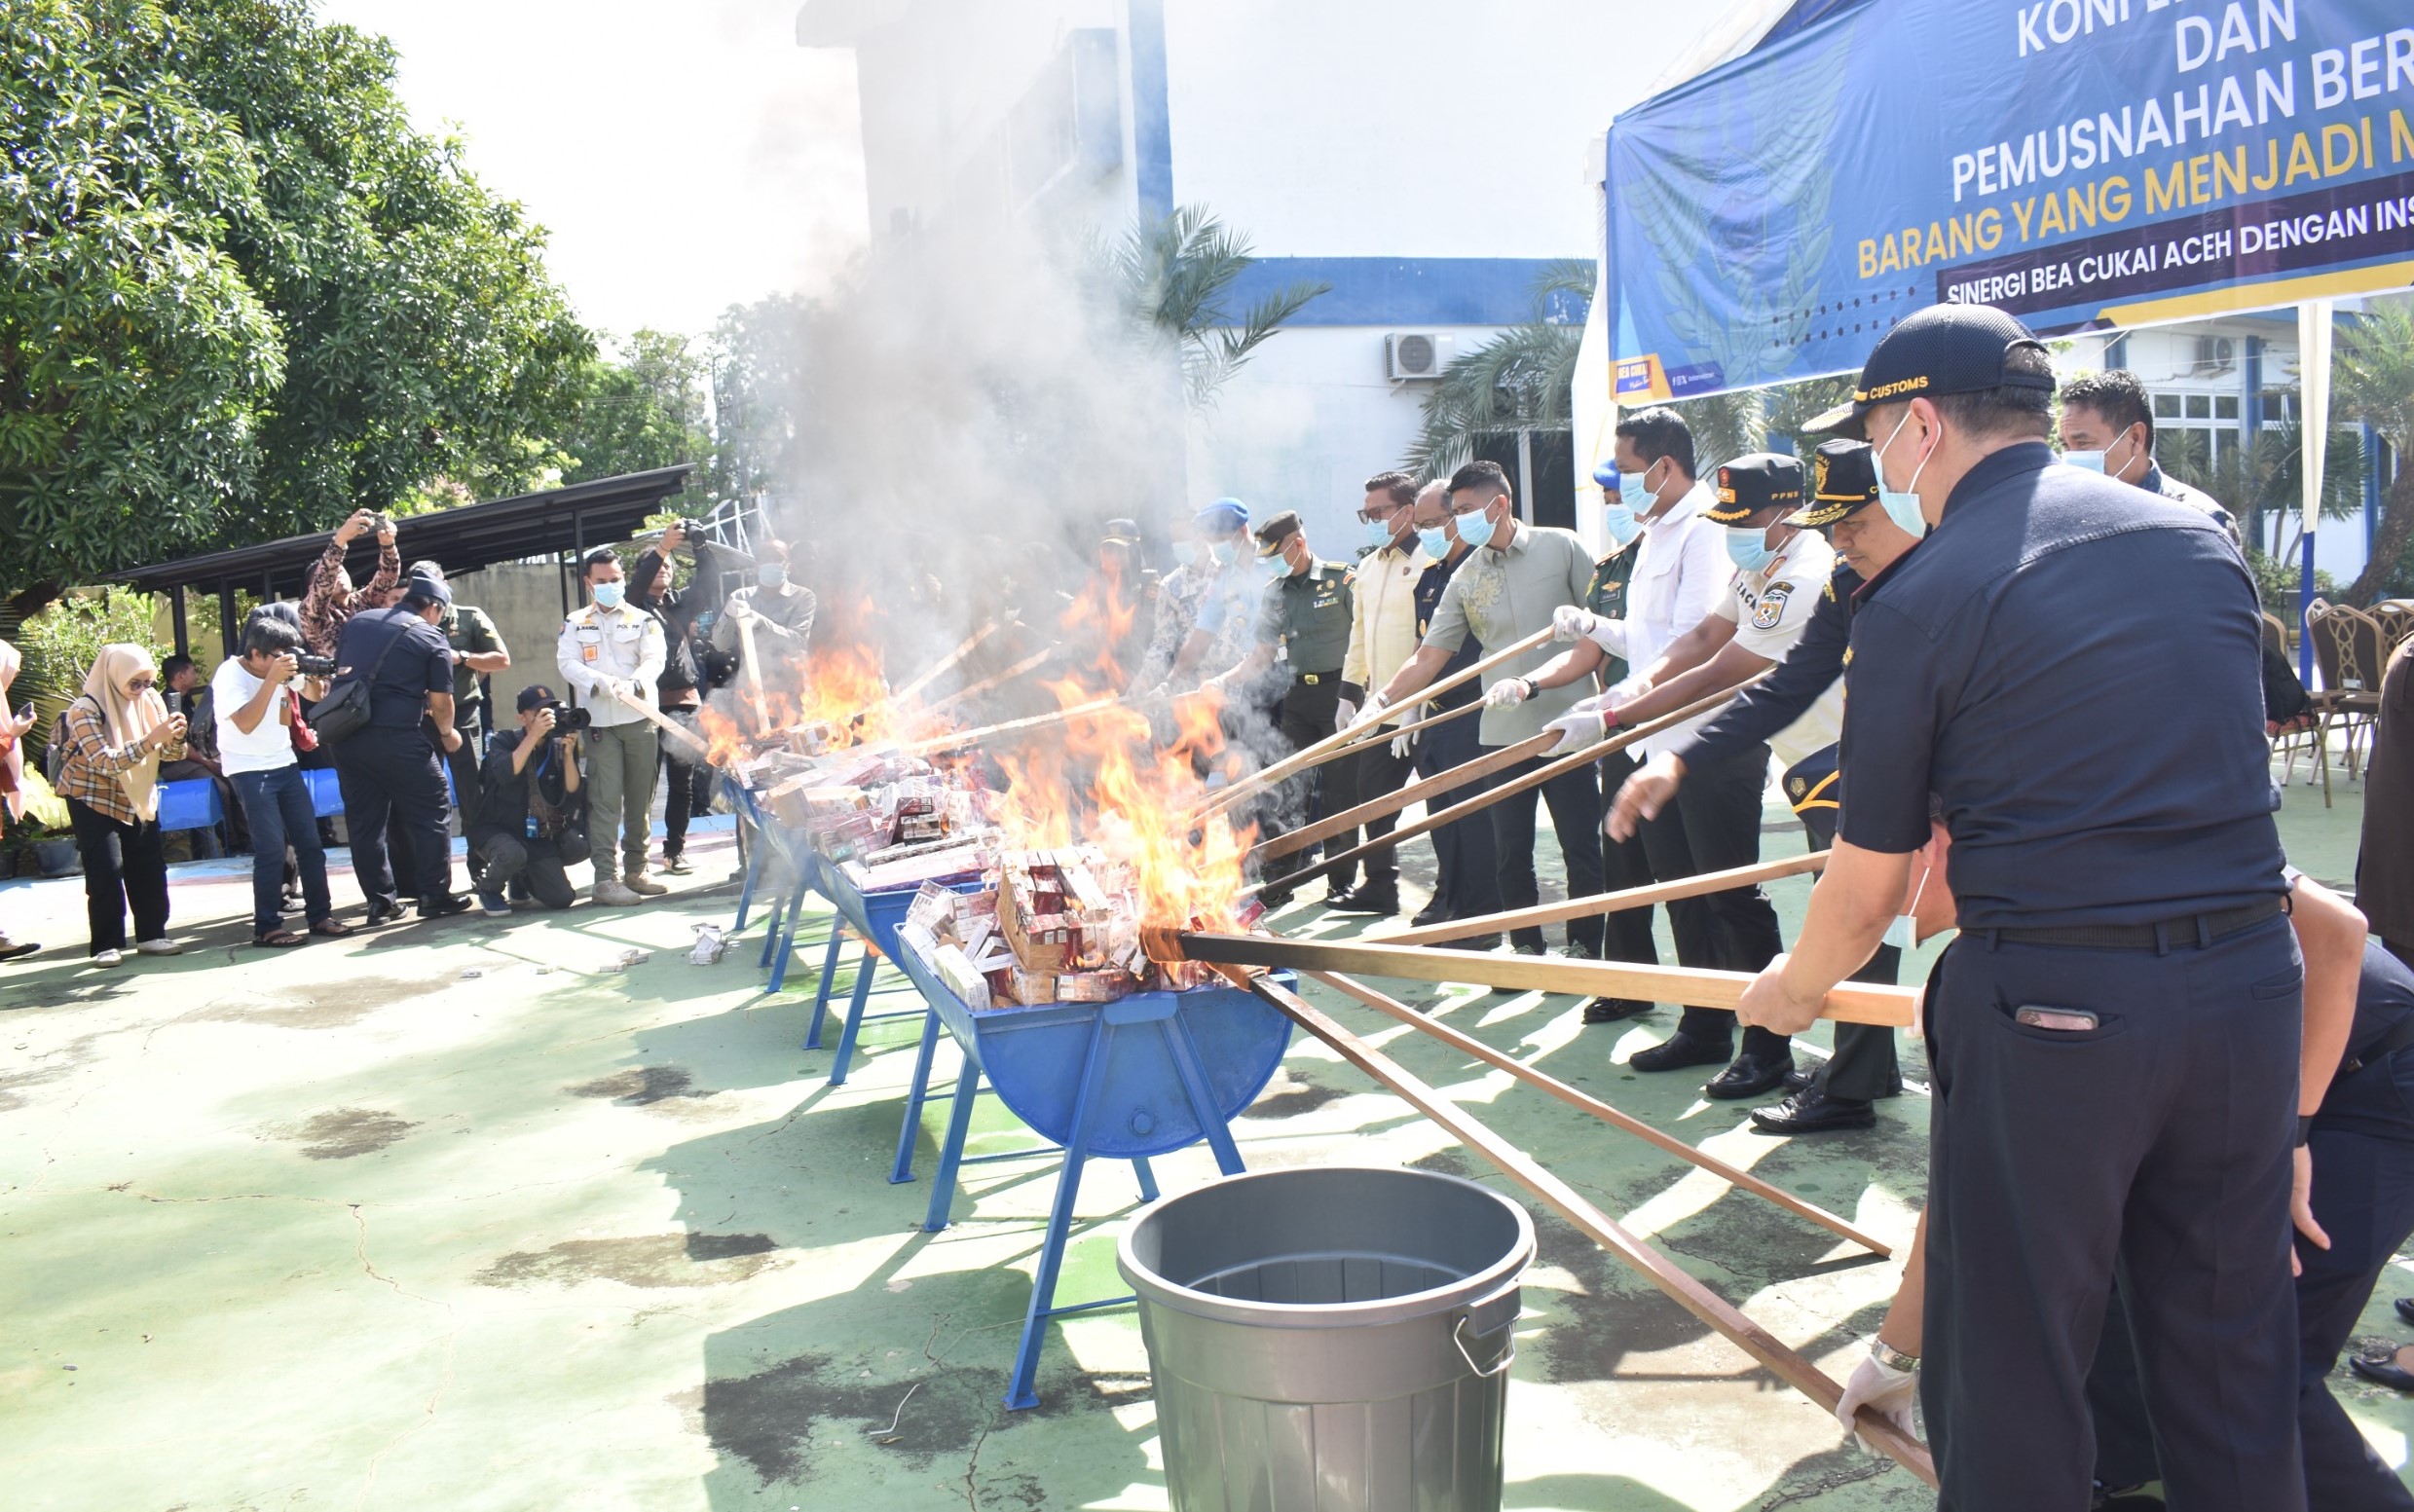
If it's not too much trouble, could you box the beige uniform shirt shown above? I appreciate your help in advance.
[1341,539,1433,725]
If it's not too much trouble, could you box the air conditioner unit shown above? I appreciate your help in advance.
[2191,334,2236,374]
[1385,332,1455,382]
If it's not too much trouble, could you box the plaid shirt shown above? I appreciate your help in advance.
[300,535,400,656]
[56,697,184,827]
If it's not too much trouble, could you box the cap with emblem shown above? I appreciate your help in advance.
[1195,498,1250,534]
[1100,517,1141,545]
[1253,509,1304,558]
[1807,303,2056,439]
[1701,453,1806,524]
[1788,440,1881,527]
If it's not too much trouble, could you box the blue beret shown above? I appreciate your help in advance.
[1195,498,1249,533]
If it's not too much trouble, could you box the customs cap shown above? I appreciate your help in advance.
[1788,440,1881,527]
[1807,303,2055,439]
[1701,454,1805,524]
[1253,509,1304,558]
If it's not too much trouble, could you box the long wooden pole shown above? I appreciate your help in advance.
[1306,969,1890,1256]
[1372,852,1831,947]
[896,692,1132,756]
[600,690,717,766]
[734,613,769,734]
[1245,680,1753,899]
[915,644,1058,720]
[891,621,998,706]
[1250,730,1559,863]
[1170,932,1917,1027]
[1192,623,1558,821]
[1222,967,1936,1488]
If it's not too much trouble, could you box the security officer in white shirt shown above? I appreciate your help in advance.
[556,547,668,906]
[1510,451,1813,1097]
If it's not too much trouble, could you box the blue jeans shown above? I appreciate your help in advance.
[230,765,331,938]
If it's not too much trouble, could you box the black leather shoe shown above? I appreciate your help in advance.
[1750,1087,1877,1132]
[1258,884,1297,909]
[2394,1297,2414,1327]
[1581,997,1653,1024]
[2351,1352,2414,1391]
[418,893,473,919]
[1326,885,1398,917]
[1704,1052,1796,1100]
[1628,1031,1733,1073]
[1445,933,1503,953]
[363,900,406,927]
[1410,903,1452,928]
[1784,1066,1816,1091]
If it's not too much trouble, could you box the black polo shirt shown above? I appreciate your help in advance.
[1415,550,1482,711]
[333,607,454,730]
[1837,441,2282,929]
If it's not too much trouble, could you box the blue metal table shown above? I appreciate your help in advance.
[886,940,1292,1410]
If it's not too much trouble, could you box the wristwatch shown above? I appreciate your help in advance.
[1871,1338,1920,1372]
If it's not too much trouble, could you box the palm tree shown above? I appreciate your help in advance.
[1108,206,1328,409]
[2333,299,2414,605]
[1404,260,1593,477]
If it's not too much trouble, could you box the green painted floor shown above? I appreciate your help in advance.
[1,757,2405,1511]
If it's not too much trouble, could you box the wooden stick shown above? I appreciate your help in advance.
[735,613,768,734]
[1223,966,1936,1488]
[1245,680,1753,899]
[896,692,1131,756]
[1306,969,1890,1256]
[1250,730,1560,863]
[1359,692,1488,749]
[1192,623,1559,821]
[598,690,717,766]
[915,644,1057,719]
[891,621,997,706]
[1171,932,1917,1026]
[1373,852,1832,947]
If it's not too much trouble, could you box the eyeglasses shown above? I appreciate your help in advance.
[127,676,157,690]
[1356,502,1404,525]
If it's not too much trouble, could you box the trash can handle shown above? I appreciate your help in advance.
[1452,1313,1516,1379]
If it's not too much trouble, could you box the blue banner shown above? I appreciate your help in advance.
[1606,0,2414,400]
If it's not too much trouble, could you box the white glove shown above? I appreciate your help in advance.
[1390,731,1414,761]
[1542,703,1607,750]
[1551,605,1598,643]
[1350,690,1391,728]
[1835,1348,1919,1455]
[1483,677,1532,709]
[1334,698,1358,732]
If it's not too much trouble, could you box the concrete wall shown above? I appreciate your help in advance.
[443,563,580,718]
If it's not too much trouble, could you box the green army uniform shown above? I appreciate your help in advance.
[1587,546,1640,686]
[1254,553,1357,893]
[1588,542,1657,972]
[439,603,505,833]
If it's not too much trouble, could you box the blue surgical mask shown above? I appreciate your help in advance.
[1417,526,1451,559]
[1173,538,1203,569]
[2061,450,2105,474]
[1601,498,1641,545]
[1873,410,1933,537]
[1724,527,1775,573]
[1455,504,1497,551]
[1618,462,1659,515]
[758,564,786,588]
[1262,553,1292,580]
[591,581,625,609]
[1209,540,1239,567]
[1363,518,1393,549]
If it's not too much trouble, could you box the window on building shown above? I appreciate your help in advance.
[2152,389,2244,480]
[1473,429,1577,532]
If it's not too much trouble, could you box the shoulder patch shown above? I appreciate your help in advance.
[1751,582,1794,630]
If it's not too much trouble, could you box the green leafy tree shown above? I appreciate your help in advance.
[557,329,712,507]
[2,0,592,614]
[2333,300,2414,604]
[708,293,818,508]
[1406,261,1593,477]
[1107,205,1327,408]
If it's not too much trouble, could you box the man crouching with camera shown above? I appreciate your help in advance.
[469,685,590,914]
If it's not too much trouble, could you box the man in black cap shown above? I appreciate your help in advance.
[1607,440,1926,1132]
[1734,304,2302,1510]
[330,569,472,922]
[1209,509,1356,904]
[1510,454,1822,1097]
[470,684,591,913]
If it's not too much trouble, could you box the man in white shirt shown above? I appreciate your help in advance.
[213,617,353,947]
[1330,470,1432,916]
[557,547,668,906]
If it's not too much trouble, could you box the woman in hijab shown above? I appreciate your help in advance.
[0,640,39,961]
[55,645,188,966]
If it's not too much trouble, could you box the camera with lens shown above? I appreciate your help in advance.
[294,652,337,677]
[538,700,593,732]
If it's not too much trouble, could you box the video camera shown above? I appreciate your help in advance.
[294,652,337,678]
[536,700,593,732]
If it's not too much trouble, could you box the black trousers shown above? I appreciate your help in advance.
[662,706,715,859]
[336,727,455,911]
[1923,919,2306,1512]
[474,832,586,910]
[1794,784,1902,1099]
[1263,674,1343,890]
[446,697,487,837]
[1414,707,1503,921]
[1598,747,1660,971]
[67,796,168,954]
[1636,745,1787,1058]
[1486,752,1605,954]
[1332,730,1416,892]
[2088,1047,2414,1510]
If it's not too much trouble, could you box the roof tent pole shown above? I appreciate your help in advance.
[169,587,191,658]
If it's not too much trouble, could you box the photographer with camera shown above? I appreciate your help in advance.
[632,521,719,877]
[329,569,471,922]
[470,685,589,913]
[556,548,667,906]
[212,618,354,947]
[302,508,401,657]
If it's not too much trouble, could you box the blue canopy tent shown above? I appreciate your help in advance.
[1581,0,2414,670]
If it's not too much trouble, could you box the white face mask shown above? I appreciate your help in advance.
[1872,409,1935,536]
[1881,856,1935,951]
[2064,430,2137,479]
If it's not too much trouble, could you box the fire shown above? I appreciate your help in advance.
[990,678,1252,935]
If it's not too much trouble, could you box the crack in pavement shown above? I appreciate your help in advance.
[1756,1455,1898,1508]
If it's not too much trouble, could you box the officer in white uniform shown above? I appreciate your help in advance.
[556,546,667,906]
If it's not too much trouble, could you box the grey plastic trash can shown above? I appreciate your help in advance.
[1118,1164,1536,1512]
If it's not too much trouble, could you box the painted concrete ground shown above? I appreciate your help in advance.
[2,762,2406,1511]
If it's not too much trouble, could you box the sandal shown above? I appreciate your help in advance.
[309,919,356,939]
[254,930,308,948]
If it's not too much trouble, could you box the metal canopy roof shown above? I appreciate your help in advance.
[110,465,696,600]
